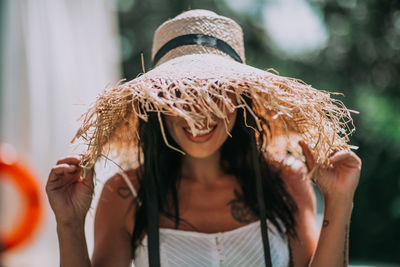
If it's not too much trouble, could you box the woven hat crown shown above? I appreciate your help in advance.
[151,9,245,66]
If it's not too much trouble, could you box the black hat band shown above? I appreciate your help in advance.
[152,33,243,67]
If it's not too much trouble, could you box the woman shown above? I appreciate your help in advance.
[46,9,361,267]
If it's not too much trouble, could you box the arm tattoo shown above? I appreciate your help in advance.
[227,189,258,223]
[117,186,132,199]
[344,224,349,267]
[322,219,330,227]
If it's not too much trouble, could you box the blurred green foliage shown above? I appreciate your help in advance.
[117,0,400,263]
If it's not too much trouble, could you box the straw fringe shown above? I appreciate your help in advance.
[72,69,356,170]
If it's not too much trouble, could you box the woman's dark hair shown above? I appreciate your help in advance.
[130,97,298,257]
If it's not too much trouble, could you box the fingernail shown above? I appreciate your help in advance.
[67,165,77,173]
[286,156,295,166]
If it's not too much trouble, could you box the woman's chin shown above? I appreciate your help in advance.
[181,144,221,159]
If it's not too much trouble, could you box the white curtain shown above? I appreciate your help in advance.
[1,0,121,266]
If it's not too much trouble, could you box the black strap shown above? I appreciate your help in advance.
[152,33,243,66]
[251,134,273,267]
[145,175,161,267]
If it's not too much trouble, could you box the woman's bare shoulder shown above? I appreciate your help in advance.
[92,168,141,266]
[102,168,141,200]
[96,168,141,232]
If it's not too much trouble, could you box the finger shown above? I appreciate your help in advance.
[298,140,315,171]
[49,164,81,185]
[281,155,308,178]
[81,168,95,187]
[81,167,94,180]
[47,165,81,190]
[329,151,361,167]
[328,149,339,158]
[51,163,79,175]
[266,154,286,169]
[56,155,82,165]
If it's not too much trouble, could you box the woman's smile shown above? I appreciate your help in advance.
[164,92,238,158]
[165,111,236,159]
[183,124,218,143]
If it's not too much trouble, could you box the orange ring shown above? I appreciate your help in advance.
[0,146,42,252]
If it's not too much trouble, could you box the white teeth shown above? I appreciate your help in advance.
[184,125,216,136]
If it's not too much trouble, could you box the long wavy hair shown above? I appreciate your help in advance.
[130,97,298,257]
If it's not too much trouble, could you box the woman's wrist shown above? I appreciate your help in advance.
[310,195,353,267]
[323,196,354,223]
[323,191,354,207]
[56,220,87,252]
[56,217,86,231]
[56,218,90,267]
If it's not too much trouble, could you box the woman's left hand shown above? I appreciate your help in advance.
[299,140,362,203]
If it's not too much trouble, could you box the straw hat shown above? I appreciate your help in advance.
[73,9,356,169]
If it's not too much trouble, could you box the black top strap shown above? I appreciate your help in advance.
[251,134,273,267]
[145,174,161,267]
[152,33,243,66]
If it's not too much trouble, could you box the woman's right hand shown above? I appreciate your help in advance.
[46,155,94,226]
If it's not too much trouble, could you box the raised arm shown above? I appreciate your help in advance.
[299,141,361,267]
[46,155,93,267]
[46,156,138,267]
[268,141,361,267]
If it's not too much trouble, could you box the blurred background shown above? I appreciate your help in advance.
[0,0,399,266]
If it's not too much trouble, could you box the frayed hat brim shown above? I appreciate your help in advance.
[72,54,357,169]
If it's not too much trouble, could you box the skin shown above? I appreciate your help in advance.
[46,109,361,267]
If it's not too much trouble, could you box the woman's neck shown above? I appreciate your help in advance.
[181,150,225,185]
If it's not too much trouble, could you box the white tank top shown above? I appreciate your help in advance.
[133,220,289,267]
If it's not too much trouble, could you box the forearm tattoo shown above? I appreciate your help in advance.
[322,219,349,266]
[227,189,258,223]
[344,224,349,267]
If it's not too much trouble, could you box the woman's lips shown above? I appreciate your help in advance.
[183,125,217,143]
